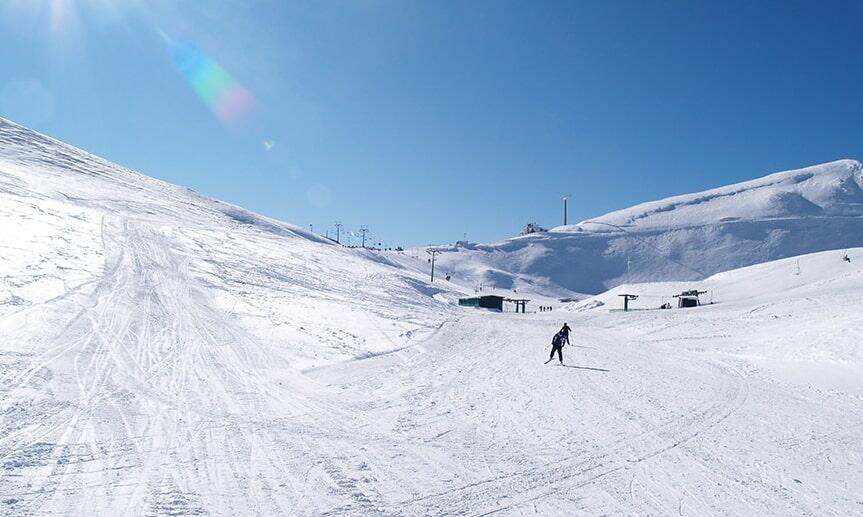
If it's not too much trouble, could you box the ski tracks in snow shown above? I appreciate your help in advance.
[312,311,859,516]
[352,320,752,516]
[2,216,861,515]
[0,215,462,515]
[1,216,372,515]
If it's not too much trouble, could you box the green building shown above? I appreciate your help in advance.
[458,295,504,311]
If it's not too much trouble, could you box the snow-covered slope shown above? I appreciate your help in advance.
[569,247,863,390]
[310,249,863,515]
[0,117,465,514]
[0,117,458,368]
[414,160,863,295]
[2,118,862,515]
[584,159,863,229]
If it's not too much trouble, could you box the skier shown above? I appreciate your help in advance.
[559,322,571,341]
[545,330,568,365]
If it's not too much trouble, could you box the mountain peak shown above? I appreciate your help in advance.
[423,159,863,295]
[560,159,863,233]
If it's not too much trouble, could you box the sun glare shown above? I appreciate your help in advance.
[1,0,81,41]
[49,0,73,34]
[3,0,137,39]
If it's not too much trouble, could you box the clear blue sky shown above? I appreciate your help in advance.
[1,1,861,246]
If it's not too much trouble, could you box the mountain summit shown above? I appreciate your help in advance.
[422,160,863,295]
[575,159,863,230]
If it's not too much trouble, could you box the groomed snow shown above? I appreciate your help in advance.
[1,117,862,515]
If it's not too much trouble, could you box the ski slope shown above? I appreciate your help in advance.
[413,159,863,295]
[1,117,862,515]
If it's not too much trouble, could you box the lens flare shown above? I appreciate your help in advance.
[163,34,253,124]
[49,0,69,33]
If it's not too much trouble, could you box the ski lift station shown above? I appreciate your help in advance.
[674,290,707,308]
[612,289,711,311]
[459,295,504,311]
[458,295,532,313]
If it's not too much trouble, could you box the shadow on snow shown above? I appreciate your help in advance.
[562,365,610,372]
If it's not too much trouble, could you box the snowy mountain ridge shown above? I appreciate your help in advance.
[0,117,327,245]
[570,158,863,231]
[412,159,863,296]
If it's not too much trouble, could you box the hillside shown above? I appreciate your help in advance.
[1,118,861,515]
[568,247,863,391]
[0,117,457,369]
[411,160,863,295]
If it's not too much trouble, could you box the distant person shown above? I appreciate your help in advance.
[545,330,568,365]
[559,322,571,341]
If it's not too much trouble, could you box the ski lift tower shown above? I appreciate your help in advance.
[506,298,530,313]
[618,293,638,311]
[427,248,440,282]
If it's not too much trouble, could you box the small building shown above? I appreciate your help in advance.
[458,297,480,308]
[458,295,504,311]
[520,222,548,236]
[674,290,706,308]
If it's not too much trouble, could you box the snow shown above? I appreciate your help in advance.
[579,160,863,229]
[411,159,863,295]
[1,116,862,515]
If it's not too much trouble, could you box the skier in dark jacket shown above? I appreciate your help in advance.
[546,330,568,365]
[560,322,571,340]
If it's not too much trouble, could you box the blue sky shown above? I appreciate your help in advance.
[1,1,861,246]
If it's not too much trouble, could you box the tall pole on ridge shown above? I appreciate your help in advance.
[563,196,568,226]
[360,225,369,248]
[335,221,343,244]
[427,249,439,282]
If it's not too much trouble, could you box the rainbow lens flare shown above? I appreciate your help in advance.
[166,37,252,124]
